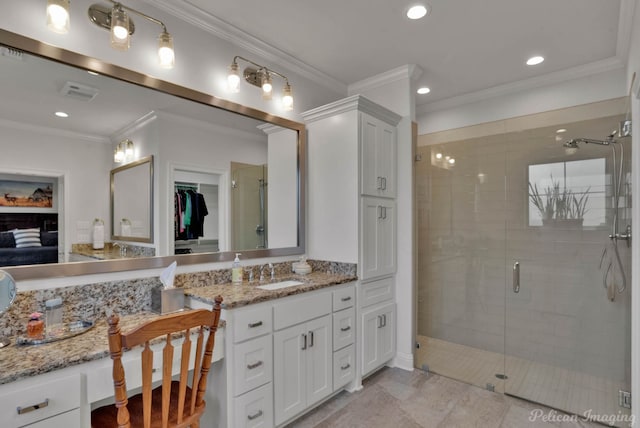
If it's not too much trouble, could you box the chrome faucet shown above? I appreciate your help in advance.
[113,242,127,257]
[259,263,275,282]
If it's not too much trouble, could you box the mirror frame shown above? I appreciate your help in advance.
[0,29,306,280]
[111,156,154,243]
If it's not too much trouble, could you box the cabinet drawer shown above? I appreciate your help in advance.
[233,304,272,343]
[0,373,81,428]
[233,334,273,396]
[25,408,81,428]
[273,291,331,330]
[333,307,355,351]
[359,276,394,308]
[332,286,355,311]
[333,345,355,391]
[233,383,274,428]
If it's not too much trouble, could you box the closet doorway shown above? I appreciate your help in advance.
[172,168,226,255]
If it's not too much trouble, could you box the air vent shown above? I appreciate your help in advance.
[0,46,24,61]
[59,81,99,102]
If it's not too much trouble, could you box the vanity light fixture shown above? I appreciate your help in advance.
[227,56,294,111]
[113,139,134,163]
[46,0,71,34]
[85,2,175,68]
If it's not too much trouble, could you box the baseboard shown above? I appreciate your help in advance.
[392,351,414,371]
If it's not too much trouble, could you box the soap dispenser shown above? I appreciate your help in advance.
[231,253,243,284]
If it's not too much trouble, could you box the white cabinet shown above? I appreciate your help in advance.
[361,303,396,377]
[361,197,396,280]
[0,373,82,428]
[273,314,332,426]
[361,112,397,198]
[233,383,274,428]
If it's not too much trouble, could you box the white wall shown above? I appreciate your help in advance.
[267,128,298,249]
[417,67,627,134]
[0,120,111,253]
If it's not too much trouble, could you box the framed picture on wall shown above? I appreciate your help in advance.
[0,179,54,208]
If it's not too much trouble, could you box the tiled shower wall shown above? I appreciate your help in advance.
[416,111,632,384]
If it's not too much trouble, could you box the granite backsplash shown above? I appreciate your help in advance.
[0,260,356,338]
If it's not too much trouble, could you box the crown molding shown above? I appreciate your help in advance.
[257,123,287,135]
[348,64,423,95]
[143,0,348,94]
[417,56,626,115]
[111,111,158,141]
[0,118,109,144]
[301,94,401,125]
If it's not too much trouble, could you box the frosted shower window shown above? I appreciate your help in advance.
[528,158,605,227]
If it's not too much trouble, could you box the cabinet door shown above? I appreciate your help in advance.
[361,197,396,280]
[377,121,397,197]
[377,200,396,277]
[361,304,396,377]
[377,303,396,366]
[360,113,397,198]
[360,113,381,197]
[305,315,333,408]
[273,323,307,426]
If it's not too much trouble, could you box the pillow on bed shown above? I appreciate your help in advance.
[40,230,58,247]
[0,231,15,248]
[12,228,42,248]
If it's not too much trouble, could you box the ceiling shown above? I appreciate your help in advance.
[170,0,631,109]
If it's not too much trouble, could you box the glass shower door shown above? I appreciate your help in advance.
[504,118,632,422]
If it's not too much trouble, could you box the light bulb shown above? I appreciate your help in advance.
[114,143,125,163]
[262,72,273,100]
[46,0,70,34]
[157,31,175,69]
[448,158,455,165]
[125,140,134,159]
[435,153,442,159]
[282,82,293,111]
[228,62,240,93]
[110,6,130,51]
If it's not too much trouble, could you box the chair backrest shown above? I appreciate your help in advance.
[106,296,222,428]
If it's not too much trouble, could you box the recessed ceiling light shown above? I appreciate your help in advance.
[417,87,431,95]
[87,71,99,76]
[407,4,429,20]
[526,56,545,66]
[55,111,69,118]
[556,128,567,133]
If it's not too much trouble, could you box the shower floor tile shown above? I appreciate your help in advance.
[415,335,631,425]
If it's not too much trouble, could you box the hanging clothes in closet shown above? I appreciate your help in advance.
[175,187,208,240]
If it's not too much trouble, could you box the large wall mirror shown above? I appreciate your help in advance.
[0,29,306,280]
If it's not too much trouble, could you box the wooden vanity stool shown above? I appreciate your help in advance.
[91,296,223,428]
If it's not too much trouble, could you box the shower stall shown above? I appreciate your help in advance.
[415,101,632,422]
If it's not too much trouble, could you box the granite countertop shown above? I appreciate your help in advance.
[184,271,358,309]
[0,312,225,386]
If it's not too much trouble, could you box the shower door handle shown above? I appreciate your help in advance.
[513,261,520,293]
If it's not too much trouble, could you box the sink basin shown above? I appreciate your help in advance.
[256,280,304,291]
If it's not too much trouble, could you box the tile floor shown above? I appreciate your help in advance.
[287,367,626,428]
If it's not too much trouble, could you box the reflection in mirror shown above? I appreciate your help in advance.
[111,156,153,242]
[0,30,305,280]
[0,270,16,347]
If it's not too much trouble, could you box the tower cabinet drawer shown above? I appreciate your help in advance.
[359,276,394,308]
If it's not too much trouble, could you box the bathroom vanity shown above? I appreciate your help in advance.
[0,270,356,428]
